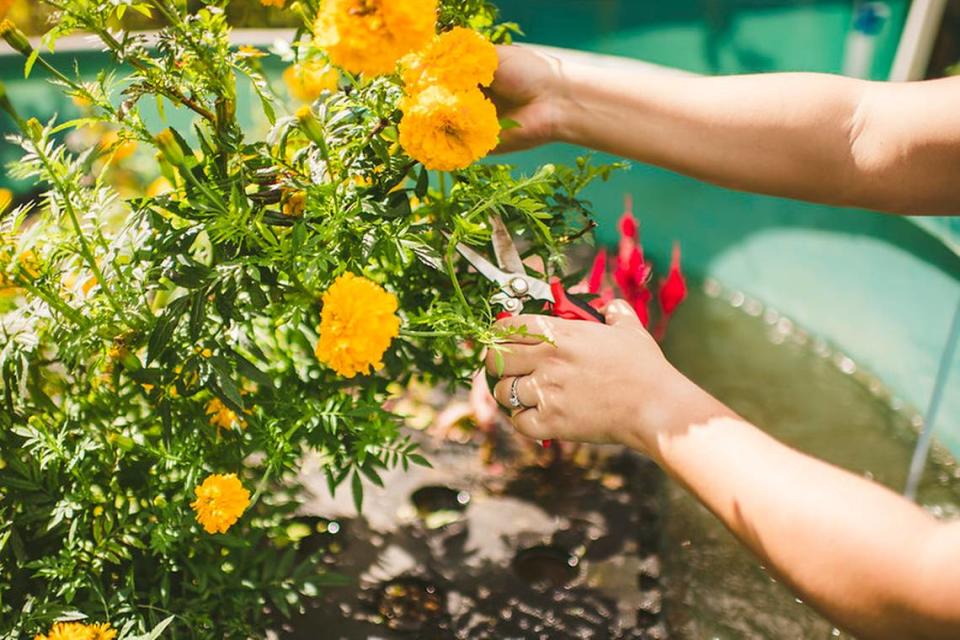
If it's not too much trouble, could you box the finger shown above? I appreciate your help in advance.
[492,374,540,410]
[484,341,553,378]
[510,407,551,442]
[603,299,642,327]
[494,314,562,343]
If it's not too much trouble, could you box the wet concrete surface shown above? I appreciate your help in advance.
[278,434,666,640]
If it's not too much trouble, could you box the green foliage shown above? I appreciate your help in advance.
[0,1,616,637]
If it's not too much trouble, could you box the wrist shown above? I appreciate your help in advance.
[620,368,724,465]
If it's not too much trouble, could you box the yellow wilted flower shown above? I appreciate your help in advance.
[206,397,246,433]
[399,86,500,171]
[314,0,437,76]
[191,473,250,534]
[283,60,338,102]
[33,621,117,640]
[99,130,138,162]
[146,176,173,197]
[402,27,498,94]
[62,271,98,297]
[315,273,400,378]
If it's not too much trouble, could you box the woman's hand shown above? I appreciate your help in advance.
[489,45,567,152]
[484,300,694,455]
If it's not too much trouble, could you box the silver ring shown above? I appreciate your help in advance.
[509,376,532,410]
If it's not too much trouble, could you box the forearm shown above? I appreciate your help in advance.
[553,65,960,214]
[639,375,960,639]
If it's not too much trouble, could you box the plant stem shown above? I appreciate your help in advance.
[32,145,124,316]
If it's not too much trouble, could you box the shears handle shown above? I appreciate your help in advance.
[548,279,606,323]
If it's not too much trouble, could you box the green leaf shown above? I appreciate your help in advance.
[351,470,363,514]
[415,167,429,198]
[147,296,190,363]
[128,615,175,640]
[24,50,39,79]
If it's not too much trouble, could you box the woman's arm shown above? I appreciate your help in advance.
[491,46,960,215]
[485,302,960,639]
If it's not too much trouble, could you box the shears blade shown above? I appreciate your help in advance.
[452,242,555,304]
[490,213,525,275]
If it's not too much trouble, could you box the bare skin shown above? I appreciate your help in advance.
[490,45,960,215]
[484,46,960,639]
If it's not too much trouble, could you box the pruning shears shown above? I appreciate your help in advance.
[452,214,606,324]
[453,215,605,449]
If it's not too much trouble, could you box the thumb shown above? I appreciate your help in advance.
[603,299,641,326]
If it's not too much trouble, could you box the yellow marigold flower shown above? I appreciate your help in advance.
[206,397,245,433]
[0,187,11,213]
[399,86,500,171]
[314,0,437,76]
[315,273,400,378]
[34,621,117,640]
[402,27,498,94]
[260,0,285,6]
[191,473,250,534]
[283,60,339,102]
[0,0,13,20]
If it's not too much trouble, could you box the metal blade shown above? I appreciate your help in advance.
[453,242,513,287]
[523,277,555,303]
[489,214,525,275]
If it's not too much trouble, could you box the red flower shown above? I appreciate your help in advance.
[659,242,687,315]
[613,196,652,325]
[654,242,687,340]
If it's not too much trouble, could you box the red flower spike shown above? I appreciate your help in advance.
[659,242,687,316]
[587,248,607,294]
[619,194,637,239]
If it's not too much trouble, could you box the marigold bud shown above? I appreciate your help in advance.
[0,20,32,57]
[296,105,326,146]
[155,129,186,166]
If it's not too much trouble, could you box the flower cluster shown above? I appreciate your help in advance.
[398,27,501,170]
[191,473,251,534]
[582,195,688,338]
[315,273,401,378]
[33,622,116,640]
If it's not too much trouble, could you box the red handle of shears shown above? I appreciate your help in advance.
[547,278,606,324]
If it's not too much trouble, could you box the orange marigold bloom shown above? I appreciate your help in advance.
[191,473,250,534]
[402,27,498,94]
[399,86,500,171]
[314,0,437,76]
[315,273,400,378]
[34,621,117,640]
[206,397,246,433]
[283,60,339,102]
[260,0,285,6]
